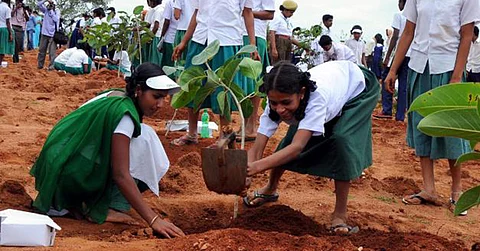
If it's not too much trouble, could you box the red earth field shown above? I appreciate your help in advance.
[0,51,479,250]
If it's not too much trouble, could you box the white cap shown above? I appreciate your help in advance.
[352,29,363,34]
[145,75,181,95]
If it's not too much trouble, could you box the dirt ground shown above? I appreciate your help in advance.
[0,51,479,250]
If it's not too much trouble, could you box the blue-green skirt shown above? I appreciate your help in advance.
[185,41,243,114]
[0,27,14,55]
[53,62,66,71]
[406,64,471,159]
[162,42,174,67]
[149,37,163,66]
[242,36,269,95]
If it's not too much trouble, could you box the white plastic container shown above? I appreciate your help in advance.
[1,61,7,68]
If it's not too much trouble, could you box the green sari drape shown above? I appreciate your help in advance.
[30,96,141,223]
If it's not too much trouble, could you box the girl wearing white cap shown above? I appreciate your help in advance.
[269,0,302,64]
[171,0,257,146]
[385,0,479,214]
[30,63,185,238]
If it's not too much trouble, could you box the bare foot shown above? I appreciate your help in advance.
[105,209,139,225]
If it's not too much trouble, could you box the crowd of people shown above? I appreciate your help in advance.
[1,0,479,240]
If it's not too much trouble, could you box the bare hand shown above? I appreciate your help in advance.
[9,34,13,42]
[382,57,389,68]
[172,42,186,61]
[247,162,261,177]
[384,71,397,94]
[271,49,278,60]
[251,50,260,61]
[151,218,185,238]
[449,76,462,84]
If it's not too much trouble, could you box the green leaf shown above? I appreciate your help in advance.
[221,58,243,86]
[241,98,253,118]
[409,83,480,117]
[229,81,246,100]
[470,140,478,150]
[162,66,177,76]
[206,69,221,86]
[235,45,257,56]
[454,185,480,216]
[217,90,227,116]
[171,90,196,109]
[417,108,480,141]
[192,40,220,65]
[478,95,480,117]
[455,152,480,165]
[178,66,206,92]
[193,81,216,112]
[239,57,262,80]
[133,5,144,15]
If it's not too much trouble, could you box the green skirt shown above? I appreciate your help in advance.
[174,30,188,64]
[65,59,92,75]
[242,36,269,95]
[162,42,174,67]
[276,66,380,181]
[406,64,471,159]
[149,37,163,66]
[185,41,243,114]
[53,62,66,71]
[0,27,14,55]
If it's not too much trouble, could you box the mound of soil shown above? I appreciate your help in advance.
[0,180,32,211]
[371,176,421,197]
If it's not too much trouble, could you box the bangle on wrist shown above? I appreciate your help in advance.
[149,215,159,227]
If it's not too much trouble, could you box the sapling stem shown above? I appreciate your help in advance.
[165,108,177,137]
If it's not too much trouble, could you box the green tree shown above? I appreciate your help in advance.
[409,83,480,216]
[26,0,111,22]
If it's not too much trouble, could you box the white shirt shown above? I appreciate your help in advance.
[258,61,366,137]
[163,0,179,43]
[0,2,11,28]
[467,40,480,73]
[269,12,294,36]
[151,4,166,37]
[54,47,77,65]
[323,42,357,63]
[364,38,375,56]
[192,0,253,46]
[65,49,90,68]
[113,51,131,72]
[242,0,275,39]
[91,17,104,26]
[109,16,121,26]
[145,7,154,25]
[345,38,366,65]
[173,0,194,31]
[310,37,324,66]
[403,0,480,74]
[391,11,412,58]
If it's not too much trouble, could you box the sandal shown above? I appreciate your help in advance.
[402,192,441,206]
[329,223,359,235]
[242,190,279,208]
[171,134,198,146]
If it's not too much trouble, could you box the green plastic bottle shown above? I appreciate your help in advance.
[200,109,210,138]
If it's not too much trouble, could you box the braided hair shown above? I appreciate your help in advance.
[260,61,317,122]
[124,62,166,118]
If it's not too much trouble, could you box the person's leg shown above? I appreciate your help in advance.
[13,27,23,63]
[0,54,4,63]
[420,156,437,196]
[395,57,409,121]
[331,180,350,227]
[37,35,49,69]
[380,81,393,116]
[171,108,199,145]
[245,96,260,137]
[448,159,462,200]
[48,38,57,69]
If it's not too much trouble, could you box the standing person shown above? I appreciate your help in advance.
[269,0,303,64]
[345,25,367,67]
[11,0,28,63]
[0,0,14,64]
[319,35,356,63]
[309,14,334,66]
[242,61,379,234]
[149,0,165,66]
[171,0,258,146]
[371,33,384,80]
[37,0,60,70]
[239,0,275,142]
[384,0,479,214]
[26,6,35,50]
[30,62,185,238]
[160,0,178,68]
[33,10,41,49]
[375,0,410,121]
[466,26,480,82]
[69,12,89,49]
[172,0,194,64]
[320,14,334,38]
[107,7,121,60]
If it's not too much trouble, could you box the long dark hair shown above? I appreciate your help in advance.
[260,61,317,122]
[124,63,166,118]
